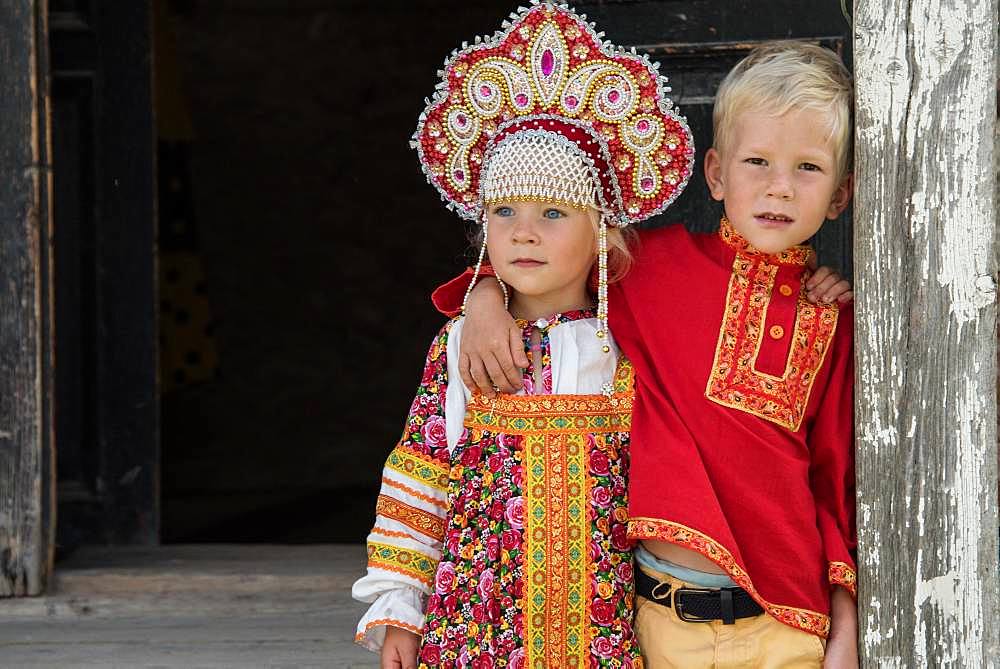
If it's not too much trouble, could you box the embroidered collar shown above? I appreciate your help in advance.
[515,308,597,332]
[718,217,813,266]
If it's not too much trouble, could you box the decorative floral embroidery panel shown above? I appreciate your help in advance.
[418,361,640,668]
[705,254,838,431]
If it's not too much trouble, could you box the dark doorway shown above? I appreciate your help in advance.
[157,1,514,543]
[50,0,852,548]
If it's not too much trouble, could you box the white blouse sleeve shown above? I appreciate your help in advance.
[351,322,458,652]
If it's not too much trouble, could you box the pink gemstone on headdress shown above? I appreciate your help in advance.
[541,49,555,77]
[456,114,467,127]
[641,177,654,191]
[565,96,578,108]
[454,170,465,182]
[636,120,650,132]
[480,85,492,98]
[515,93,528,106]
[608,90,620,103]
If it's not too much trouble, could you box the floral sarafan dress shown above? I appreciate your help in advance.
[353,310,642,668]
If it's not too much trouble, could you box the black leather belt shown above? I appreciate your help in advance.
[635,567,764,625]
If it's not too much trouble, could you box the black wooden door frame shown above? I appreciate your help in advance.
[0,0,56,596]
[2,0,159,596]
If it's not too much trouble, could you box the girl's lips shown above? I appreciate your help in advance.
[512,259,546,267]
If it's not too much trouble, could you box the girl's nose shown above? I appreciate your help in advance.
[511,218,539,243]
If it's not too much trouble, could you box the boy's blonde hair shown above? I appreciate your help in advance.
[713,41,854,179]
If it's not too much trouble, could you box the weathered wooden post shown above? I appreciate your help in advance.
[854,0,999,665]
[0,1,54,596]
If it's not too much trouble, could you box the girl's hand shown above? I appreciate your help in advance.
[823,587,859,669]
[806,265,854,305]
[459,278,529,396]
[381,625,420,669]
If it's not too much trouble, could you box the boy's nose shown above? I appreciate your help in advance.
[767,176,794,200]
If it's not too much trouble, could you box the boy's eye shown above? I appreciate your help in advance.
[493,205,515,217]
[744,157,767,166]
[799,162,822,172]
[543,208,565,219]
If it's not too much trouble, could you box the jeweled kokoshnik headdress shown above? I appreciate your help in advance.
[412,1,694,352]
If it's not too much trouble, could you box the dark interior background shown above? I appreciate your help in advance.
[158,0,515,542]
[51,0,852,548]
[160,0,853,543]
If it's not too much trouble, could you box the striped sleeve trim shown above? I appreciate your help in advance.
[386,445,450,492]
[382,475,448,510]
[367,542,438,589]
[376,494,446,541]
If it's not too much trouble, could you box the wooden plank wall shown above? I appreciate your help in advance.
[854,0,999,664]
[0,0,54,596]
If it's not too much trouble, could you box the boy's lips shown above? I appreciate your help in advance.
[754,212,795,228]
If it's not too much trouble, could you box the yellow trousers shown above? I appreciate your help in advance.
[635,566,826,669]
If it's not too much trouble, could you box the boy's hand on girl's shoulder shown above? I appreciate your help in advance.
[806,265,854,305]
[459,278,529,396]
[381,625,420,669]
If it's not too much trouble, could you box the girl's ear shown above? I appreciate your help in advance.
[704,148,725,201]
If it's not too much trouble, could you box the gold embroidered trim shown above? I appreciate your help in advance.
[828,561,857,598]
[465,360,634,434]
[465,401,631,434]
[386,445,450,492]
[524,432,590,668]
[366,542,438,589]
[718,216,812,266]
[628,517,832,638]
[376,495,446,541]
[704,254,838,431]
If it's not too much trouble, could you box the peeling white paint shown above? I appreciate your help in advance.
[854,0,998,664]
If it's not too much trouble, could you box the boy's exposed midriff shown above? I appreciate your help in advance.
[642,539,727,574]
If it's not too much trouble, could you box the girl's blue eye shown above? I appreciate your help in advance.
[543,208,565,219]
[494,206,514,217]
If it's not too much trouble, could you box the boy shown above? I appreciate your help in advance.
[436,42,858,667]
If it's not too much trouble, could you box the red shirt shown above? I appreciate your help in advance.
[432,220,857,638]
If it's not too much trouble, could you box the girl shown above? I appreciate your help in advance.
[352,3,694,667]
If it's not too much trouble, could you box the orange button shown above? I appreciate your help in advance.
[769,325,785,340]
[778,284,794,297]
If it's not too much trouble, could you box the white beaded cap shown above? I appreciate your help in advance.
[481,131,601,210]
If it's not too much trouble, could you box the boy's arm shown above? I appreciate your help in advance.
[808,308,858,666]
[352,324,453,652]
[807,306,858,597]
[431,267,529,395]
[824,586,859,668]
[429,256,852,396]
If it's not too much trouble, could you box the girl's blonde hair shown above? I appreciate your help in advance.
[587,209,637,284]
[713,41,854,179]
